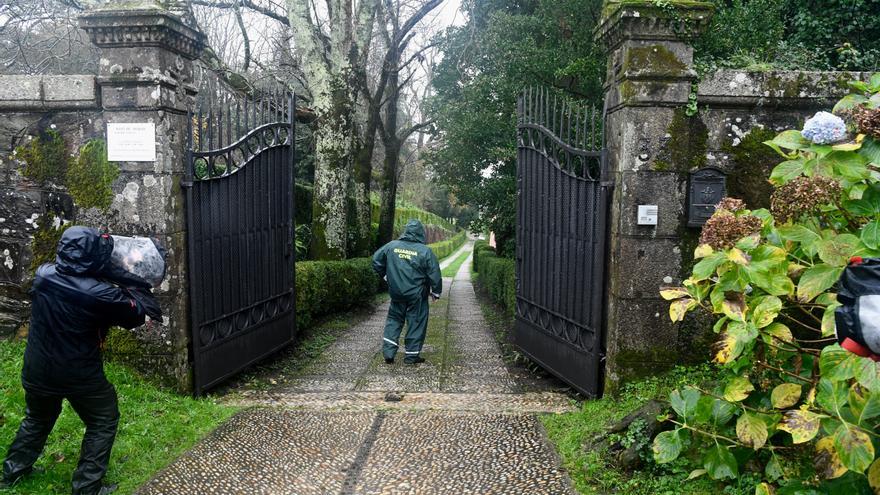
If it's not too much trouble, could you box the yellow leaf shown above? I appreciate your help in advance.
[779,409,821,444]
[728,247,751,266]
[755,482,774,495]
[715,333,738,364]
[815,436,848,479]
[832,141,862,151]
[737,412,769,449]
[868,459,880,492]
[723,376,755,402]
[660,287,690,301]
[694,244,714,259]
[766,323,793,344]
[669,298,696,322]
[771,383,802,409]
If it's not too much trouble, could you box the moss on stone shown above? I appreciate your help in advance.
[104,326,145,356]
[654,107,708,172]
[724,127,778,209]
[623,45,688,77]
[15,129,69,185]
[67,139,118,211]
[601,0,714,21]
[29,220,70,272]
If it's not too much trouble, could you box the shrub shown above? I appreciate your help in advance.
[295,258,378,329]
[473,240,515,316]
[429,230,467,260]
[654,76,880,493]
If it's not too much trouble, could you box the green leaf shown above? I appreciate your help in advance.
[833,94,869,113]
[769,130,811,151]
[652,429,683,464]
[751,296,782,329]
[686,469,706,480]
[778,409,821,444]
[821,303,841,337]
[820,345,858,381]
[670,387,701,423]
[766,322,794,344]
[777,225,821,244]
[736,411,769,449]
[693,252,726,281]
[826,150,869,180]
[766,454,783,481]
[817,377,849,413]
[848,383,880,424]
[694,395,715,425]
[723,376,754,402]
[771,383,802,409]
[797,264,842,302]
[860,136,880,165]
[862,220,880,250]
[833,423,874,473]
[817,235,861,267]
[770,159,805,184]
[711,399,736,426]
[704,444,739,480]
[855,358,880,392]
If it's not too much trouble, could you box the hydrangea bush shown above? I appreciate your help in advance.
[655,75,880,494]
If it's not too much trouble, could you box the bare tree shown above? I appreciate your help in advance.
[0,0,99,75]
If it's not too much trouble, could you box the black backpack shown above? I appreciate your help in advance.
[834,257,880,362]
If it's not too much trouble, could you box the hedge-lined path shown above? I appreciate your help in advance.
[136,242,576,495]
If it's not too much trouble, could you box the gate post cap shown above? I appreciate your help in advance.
[595,0,714,50]
[79,3,206,61]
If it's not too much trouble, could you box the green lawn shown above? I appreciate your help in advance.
[441,248,471,277]
[0,339,238,494]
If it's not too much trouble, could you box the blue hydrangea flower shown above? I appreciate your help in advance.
[801,111,847,144]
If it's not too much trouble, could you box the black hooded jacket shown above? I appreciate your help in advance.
[22,227,152,394]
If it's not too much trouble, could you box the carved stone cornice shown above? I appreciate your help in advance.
[80,8,206,60]
[595,1,714,51]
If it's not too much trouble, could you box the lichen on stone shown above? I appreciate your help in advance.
[30,219,70,272]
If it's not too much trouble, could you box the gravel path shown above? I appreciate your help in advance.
[137,242,575,495]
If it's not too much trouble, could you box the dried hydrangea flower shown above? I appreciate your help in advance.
[853,107,880,140]
[716,197,745,213]
[801,111,848,145]
[770,176,842,223]
[699,209,763,250]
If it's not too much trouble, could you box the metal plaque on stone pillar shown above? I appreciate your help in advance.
[688,167,726,227]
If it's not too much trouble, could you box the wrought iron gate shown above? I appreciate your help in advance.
[185,81,296,395]
[515,88,611,397]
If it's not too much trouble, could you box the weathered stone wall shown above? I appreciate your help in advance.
[597,2,873,392]
[0,6,205,392]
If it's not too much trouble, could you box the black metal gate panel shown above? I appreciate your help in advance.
[515,88,610,397]
[185,84,296,395]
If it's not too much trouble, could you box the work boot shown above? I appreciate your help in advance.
[404,356,425,365]
[384,357,394,365]
[88,483,117,495]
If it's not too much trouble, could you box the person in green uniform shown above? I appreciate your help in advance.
[372,219,442,364]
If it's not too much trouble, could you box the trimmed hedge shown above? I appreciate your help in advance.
[430,230,467,260]
[295,258,378,329]
[473,240,515,316]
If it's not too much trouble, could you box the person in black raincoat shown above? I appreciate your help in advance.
[372,219,442,364]
[1,227,161,495]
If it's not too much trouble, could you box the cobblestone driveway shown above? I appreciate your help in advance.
[136,243,576,495]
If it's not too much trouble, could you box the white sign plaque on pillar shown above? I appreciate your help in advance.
[637,205,659,226]
[107,123,157,162]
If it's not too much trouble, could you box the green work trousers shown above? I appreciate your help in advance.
[382,296,429,361]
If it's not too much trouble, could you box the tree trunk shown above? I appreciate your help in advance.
[377,54,401,247]
[310,74,356,260]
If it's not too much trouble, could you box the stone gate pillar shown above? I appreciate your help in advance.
[595,1,714,392]
[80,4,205,391]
